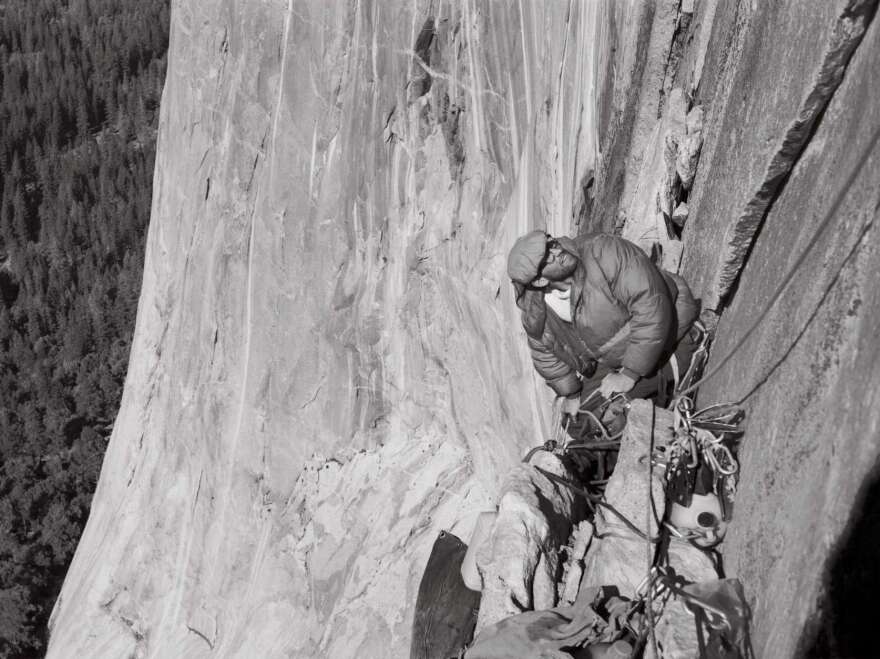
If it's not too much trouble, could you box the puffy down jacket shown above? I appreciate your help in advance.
[515,234,699,397]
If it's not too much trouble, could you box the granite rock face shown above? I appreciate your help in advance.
[578,401,716,659]
[48,0,880,657]
[474,452,582,632]
[620,87,704,271]
[589,0,879,656]
[580,402,715,597]
[681,0,877,310]
[47,2,606,657]
[693,12,880,659]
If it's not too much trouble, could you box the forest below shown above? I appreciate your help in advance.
[0,1,169,656]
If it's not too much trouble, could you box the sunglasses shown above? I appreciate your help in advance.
[541,237,564,269]
[525,237,561,289]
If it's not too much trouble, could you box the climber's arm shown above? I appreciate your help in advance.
[594,235,674,378]
[527,335,582,397]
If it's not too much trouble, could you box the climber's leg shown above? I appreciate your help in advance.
[656,323,702,404]
[564,324,704,443]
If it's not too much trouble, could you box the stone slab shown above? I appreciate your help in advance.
[580,401,715,592]
[698,12,880,658]
[681,0,877,310]
[474,452,583,632]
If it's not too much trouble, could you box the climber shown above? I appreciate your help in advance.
[507,230,700,439]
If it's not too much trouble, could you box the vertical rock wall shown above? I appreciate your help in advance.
[49,0,880,657]
[691,8,880,658]
[47,1,606,657]
[581,1,880,657]
[681,0,878,310]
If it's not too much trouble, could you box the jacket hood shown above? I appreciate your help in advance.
[507,230,549,285]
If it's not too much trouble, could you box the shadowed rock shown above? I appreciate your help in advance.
[474,452,584,632]
[410,530,480,659]
[579,401,716,658]
[696,8,880,656]
[682,0,878,310]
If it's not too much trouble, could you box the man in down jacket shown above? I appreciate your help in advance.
[507,230,700,437]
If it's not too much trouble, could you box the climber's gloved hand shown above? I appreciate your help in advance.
[599,371,636,398]
[561,394,581,419]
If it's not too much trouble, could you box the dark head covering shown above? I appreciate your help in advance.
[552,235,579,259]
[507,230,549,285]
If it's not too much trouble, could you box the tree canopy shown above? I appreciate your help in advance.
[0,1,169,656]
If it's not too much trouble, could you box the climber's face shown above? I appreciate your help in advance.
[531,240,577,289]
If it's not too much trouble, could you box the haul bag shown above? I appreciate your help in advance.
[410,530,481,659]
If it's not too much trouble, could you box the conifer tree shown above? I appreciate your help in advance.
[0,2,169,655]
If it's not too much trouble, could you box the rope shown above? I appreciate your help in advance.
[675,321,712,397]
[524,399,739,651]
[669,396,741,479]
[677,122,880,399]
[656,569,732,631]
[573,390,630,442]
[521,443,553,464]
[735,213,874,405]
[521,389,627,465]
[634,567,672,644]
[551,397,564,446]
[566,440,622,451]
[645,403,660,657]
[535,466,659,543]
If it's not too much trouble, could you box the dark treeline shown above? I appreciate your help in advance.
[0,1,169,656]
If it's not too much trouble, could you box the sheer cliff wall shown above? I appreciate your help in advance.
[682,4,880,658]
[587,2,880,658]
[48,2,605,657]
[48,1,880,658]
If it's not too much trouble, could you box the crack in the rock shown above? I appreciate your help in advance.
[717,0,879,311]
